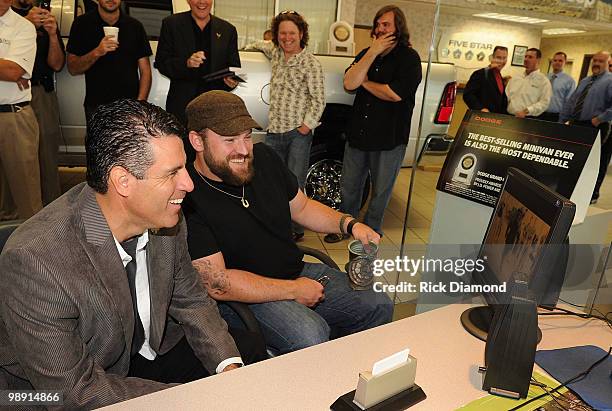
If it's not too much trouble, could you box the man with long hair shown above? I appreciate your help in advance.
[326,5,422,243]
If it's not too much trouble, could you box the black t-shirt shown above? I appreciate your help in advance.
[12,6,65,92]
[66,9,152,106]
[184,143,305,279]
[346,45,422,151]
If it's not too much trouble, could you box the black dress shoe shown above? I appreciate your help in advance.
[323,233,350,243]
[292,232,304,242]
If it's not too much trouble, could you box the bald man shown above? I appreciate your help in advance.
[560,51,612,203]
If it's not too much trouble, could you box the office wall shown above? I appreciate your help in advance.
[339,0,357,26]
[540,35,612,81]
[354,0,436,59]
[436,14,542,83]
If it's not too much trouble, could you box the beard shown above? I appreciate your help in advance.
[99,0,119,13]
[202,148,255,186]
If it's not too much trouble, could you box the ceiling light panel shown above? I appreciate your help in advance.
[474,13,549,24]
[542,28,586,35]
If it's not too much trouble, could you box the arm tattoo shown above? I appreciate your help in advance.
[192,259,231,296]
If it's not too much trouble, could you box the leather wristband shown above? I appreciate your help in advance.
[346,219,358,236]
[339,214,352,235]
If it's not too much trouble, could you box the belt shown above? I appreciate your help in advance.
[0,102,29,113]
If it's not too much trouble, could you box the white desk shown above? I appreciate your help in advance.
[100,304,611,410]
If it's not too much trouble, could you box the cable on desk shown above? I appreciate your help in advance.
[508,347,611,411]
[558,298,612,324]
[529,376,593,411]
[537,306,612,330]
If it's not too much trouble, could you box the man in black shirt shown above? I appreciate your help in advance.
[66,0,152,124]
[325,5,422,243]
[183,91,393,355]
[11,0,65,205]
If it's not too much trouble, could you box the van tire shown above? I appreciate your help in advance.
[305,158,370,211]
[305,104,370,210]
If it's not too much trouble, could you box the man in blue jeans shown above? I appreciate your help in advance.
[325,5,422,243]
[183,91,393,354]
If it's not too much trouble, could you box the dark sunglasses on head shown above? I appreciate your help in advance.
[279,10,300,16]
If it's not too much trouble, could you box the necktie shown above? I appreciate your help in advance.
[550,74,557,88]
[492,68,504,94]
[121,238,145,356]
[572,77,595,121]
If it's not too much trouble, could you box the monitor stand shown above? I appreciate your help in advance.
[460,306,542,343]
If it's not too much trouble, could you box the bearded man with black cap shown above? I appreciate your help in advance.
[183,90,393,356]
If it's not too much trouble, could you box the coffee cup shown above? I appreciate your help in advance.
[345,240,379,290]
[348,240,378,261]
[103,26,119,40]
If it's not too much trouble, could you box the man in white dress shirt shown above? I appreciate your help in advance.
[506,47,552,119]
[0,0,41,220]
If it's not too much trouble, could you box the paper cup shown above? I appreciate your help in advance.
[103,26,119,39]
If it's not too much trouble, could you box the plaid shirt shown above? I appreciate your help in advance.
[250,40,325,133]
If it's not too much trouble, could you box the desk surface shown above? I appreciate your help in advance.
[101,304,611,411]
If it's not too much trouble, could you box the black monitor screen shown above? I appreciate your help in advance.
[483,190,551,286]
[475,167,575,306]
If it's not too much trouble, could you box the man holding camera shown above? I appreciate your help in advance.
[11,0,65,205]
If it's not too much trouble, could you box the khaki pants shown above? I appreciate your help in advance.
[31,85,62,205]
[0,105,42,220]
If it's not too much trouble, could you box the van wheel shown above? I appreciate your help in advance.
[305,159,370,211]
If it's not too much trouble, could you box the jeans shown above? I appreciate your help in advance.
[219,262,393,355]
[265,129,313,235]
[340,143,407,234]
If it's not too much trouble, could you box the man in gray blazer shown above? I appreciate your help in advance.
[0,99,262,408]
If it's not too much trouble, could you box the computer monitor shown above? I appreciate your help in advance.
[461,167,576,341]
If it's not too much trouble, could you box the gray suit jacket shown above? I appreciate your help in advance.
[0,183,239,409]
